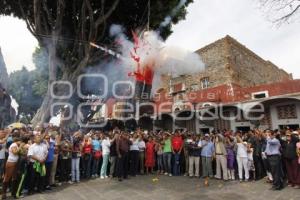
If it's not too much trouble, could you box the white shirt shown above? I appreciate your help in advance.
[28,143,48,162]
[8,143,19,162]
[102,138,111,155]
[138,140,146,152]
[237,143,248,158]
[130,139,139,151]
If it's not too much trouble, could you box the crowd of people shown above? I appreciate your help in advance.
[0,126,300,199]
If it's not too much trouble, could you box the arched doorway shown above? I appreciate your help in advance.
[108,119,125,130]
[125,118,137,131]
[154,113,174,132]
[138,116,153,131]
[174,110,195,132]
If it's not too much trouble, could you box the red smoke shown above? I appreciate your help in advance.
[129,31,154,85]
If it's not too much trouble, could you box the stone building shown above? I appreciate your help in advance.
[163,35,292,95]
[153,35,299,133]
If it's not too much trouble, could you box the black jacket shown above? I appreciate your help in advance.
[282,136,299,160]
[187,141,201,157]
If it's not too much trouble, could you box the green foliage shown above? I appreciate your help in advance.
[32,47,49,96]
[8,46,49,115]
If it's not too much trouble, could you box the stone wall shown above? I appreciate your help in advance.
[159,37,233,94]
[159,35,292,94]
[227,36,292,87]
[191,36,233,88]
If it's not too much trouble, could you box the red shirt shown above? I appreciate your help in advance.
[83,143,92,154]
[172,136,183,152]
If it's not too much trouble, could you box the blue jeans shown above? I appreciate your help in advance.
[100,154,110,177]
[157,155,163,171]
[173,153,181,176]
[82,154,92,178]
[163,152,172,174]
[92,158,100,176]
[72,158,80,182]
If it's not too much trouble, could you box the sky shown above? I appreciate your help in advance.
[0,0,299,78]
[0,16,38,73]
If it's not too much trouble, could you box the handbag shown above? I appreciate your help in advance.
[93,150,102,159]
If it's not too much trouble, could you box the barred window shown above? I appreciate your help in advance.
[200,77,209,89]
[277,104,297,119]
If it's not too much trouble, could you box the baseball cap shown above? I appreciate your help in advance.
[292,131,299,135]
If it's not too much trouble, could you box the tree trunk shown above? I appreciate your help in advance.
[31,87,52,127]
[31,55,89,127]
[31,40,57,127]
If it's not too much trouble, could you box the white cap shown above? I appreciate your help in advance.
[292,131,299,135]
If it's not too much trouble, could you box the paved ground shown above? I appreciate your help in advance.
[22,175,299,200]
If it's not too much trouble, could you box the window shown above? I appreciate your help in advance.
[202,103,212,107]
[170,83,185,93]
[254,93,266,99]
[200,77,209,89]
[277,104,297,119]
[251,91,269,99]
[190,84,199,91]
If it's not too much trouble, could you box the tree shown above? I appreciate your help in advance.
[8,66,42,115]
[259,0,300,24]
[8,46,49,116]
[32,46,50,97]
[0,0,193,126]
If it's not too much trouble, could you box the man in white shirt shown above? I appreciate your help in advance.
[27,135,48,194]
[129,135,140,176]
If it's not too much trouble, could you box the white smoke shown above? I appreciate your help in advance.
[111,27,205,80]
[49,114,61,127]
[109,24,124,37]
[156,46,205,76]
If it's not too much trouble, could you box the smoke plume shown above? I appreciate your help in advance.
[110,26,205,93]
